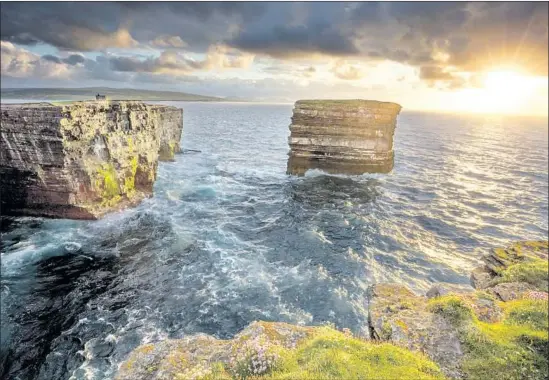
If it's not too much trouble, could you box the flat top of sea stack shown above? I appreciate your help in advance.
[295,99,401,110]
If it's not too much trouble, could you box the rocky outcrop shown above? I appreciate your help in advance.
[367,283,468,378]
[115,241,548,380]
[470,240,549,296]
[287,99,402,176]
[367,240,549,379]
[116,321,316,380]
[116,321,445,380]
[0,100,183,219]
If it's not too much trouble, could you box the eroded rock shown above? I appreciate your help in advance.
[1,100,183,219]
[116,321,314,380]
[367,283,465,379]
[470,241,549,296]
[286,99,402,175]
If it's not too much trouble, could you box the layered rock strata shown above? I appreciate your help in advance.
[0,100,183,219]
[287,99,402,176]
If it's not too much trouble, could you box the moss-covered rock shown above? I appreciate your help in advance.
[367,284,466,378]
[116,241,548,380]
[368,277,548,379]
[471,241,549,295]
[116,321,445,380]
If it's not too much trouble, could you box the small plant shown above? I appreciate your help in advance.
[175,361,213,380]
[228,336,280,379]
[428,295,473,325]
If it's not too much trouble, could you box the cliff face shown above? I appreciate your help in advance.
[287,100,402,176]
[0,101,183,219]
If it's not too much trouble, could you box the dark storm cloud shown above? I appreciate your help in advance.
[230,24,359,58]
[42,54,86,66]
[41,54,62,64]
[1,2,547,78]
[64,54,86,65]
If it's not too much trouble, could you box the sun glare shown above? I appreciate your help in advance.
[450,68,547,115]
[483,70,531,93]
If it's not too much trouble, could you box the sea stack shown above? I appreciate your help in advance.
[0,100,183,219]
[287,100,402,176]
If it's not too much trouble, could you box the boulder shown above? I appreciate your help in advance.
[0,100,183,219]
[367,283,464,379]
[489,281,536,301]
[426,283,472,299]
[286,99,402,175]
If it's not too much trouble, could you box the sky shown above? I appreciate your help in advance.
[1,1,548,116]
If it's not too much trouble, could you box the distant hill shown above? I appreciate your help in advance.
[0,87,227,102]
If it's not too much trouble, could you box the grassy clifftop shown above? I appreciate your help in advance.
[116,321,445,380]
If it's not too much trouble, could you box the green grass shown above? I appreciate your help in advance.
[201,327,445,380]
[428,296,474,325]
[269,328,444,379]
[497,259,549,291]
[503,299,549,331]
[424,292,548,380]
[456,298,548,380]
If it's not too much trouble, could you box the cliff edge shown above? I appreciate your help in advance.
[0,100,183,219]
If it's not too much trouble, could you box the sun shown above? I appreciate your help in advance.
[483,69,532,93]
[450,67,546,115]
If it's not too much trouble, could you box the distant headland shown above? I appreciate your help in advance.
[0,87,249,102]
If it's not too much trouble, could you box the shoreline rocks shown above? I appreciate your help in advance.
[116,240,548,380]
[0,100,183,219]
[287,99,402,176]
[367,240,548,379]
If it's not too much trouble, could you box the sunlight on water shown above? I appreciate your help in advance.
[1,102,548,379]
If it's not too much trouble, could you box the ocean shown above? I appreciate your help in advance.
[1,102,548,379]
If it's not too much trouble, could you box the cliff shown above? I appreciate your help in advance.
[116,241,548,380]
[287,99,402,176]
[0,100,183,219]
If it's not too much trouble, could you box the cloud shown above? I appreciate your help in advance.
[42,54,86,66]
[419,65,455,81]
[1,41,70,79]
[262,64,317,79]
[1,1,547,83]
[418,65,468,89]
[109,45,253,75]
[150,35,187,49]
[331,60,365,80]
[41,54,62,64]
